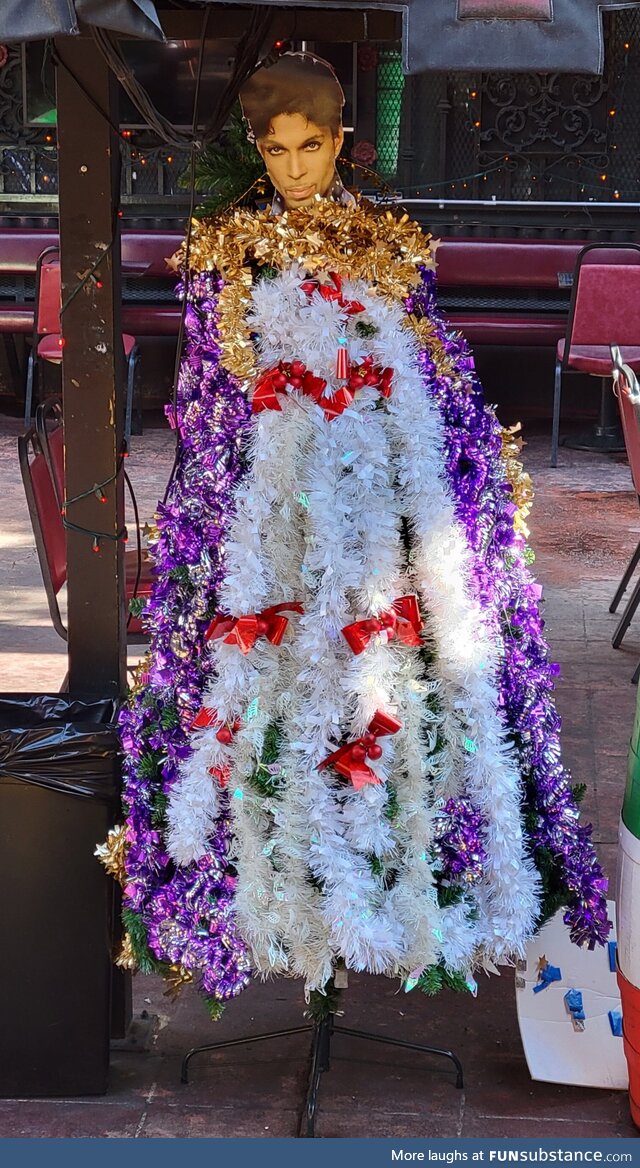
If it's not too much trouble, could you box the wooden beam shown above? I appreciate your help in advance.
[55,36,126,696]
[159,6,400,40]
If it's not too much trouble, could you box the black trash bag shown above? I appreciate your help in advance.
[0,693,123,1098]
[0,694,120,799]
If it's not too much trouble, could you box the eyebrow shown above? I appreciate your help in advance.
[265,133,326,149]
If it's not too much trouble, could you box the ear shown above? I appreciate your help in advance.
[334,127,344,158]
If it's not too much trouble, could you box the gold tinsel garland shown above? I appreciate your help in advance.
[500,423,535,539]
[115,933,138,971]
[183,200,437,383]
[101,202,467,996]
[95,823,127,883]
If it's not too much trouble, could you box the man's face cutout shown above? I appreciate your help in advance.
[256,112,344,209]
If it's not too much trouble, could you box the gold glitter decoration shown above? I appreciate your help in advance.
[115,932,138,971]
[128,653,151,698]
[170,630,190,659]
[404,312,460,382]
[95,823,127,883]
[184,200,436,383]
[163,964,194,1000]
[216,278,255,384]
[186,200,434,291]
[501,423,534,538]
[145,521,160,547]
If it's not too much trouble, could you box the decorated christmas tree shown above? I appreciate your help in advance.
[100,52,609,1018]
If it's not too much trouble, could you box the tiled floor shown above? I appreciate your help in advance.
[1,410,639,1138]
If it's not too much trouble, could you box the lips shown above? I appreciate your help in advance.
[287,185,315,200]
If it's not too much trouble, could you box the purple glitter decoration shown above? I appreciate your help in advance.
[433,798,488,887]
[118,244,608,1014]
[409,268,610,948]
[120,271,253,1002]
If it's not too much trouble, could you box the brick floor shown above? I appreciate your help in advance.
[1,409,638,1138]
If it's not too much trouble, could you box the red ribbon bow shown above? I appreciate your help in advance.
[342,596,423,656]
[252,357,393,424]
[191,707,240,745]
[205,602,304,655]
[301,272,366,317]
[318,710,402,791]
[253,363,328,415]
[208,764,230,788]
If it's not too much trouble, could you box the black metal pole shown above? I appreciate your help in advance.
[55,35,126,696]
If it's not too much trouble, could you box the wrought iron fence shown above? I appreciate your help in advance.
[399,8,640,202]
[1,21,639,209]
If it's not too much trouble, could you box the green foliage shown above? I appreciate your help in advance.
[138,750,162,781]
[151,791,169,830]
[160,702,181,731]
[305,976,343,1023]
[385,782,400,823]
[354,320,379,338]
[128,596,146,618]
[524,780,587,928]
[255,264,280,283]
[203,995,226,1023]
[533,844,570,927]
[437,883,465,909]
[249,721,283,797]
[122,908,166,976]
[169,565,192,586]
[369,853,385,878]
[181,107,266,217]
[418,964,471,996]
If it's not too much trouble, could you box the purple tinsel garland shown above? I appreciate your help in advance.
[120,271,252,1000]
[408,268,610,948]
[118,254,608,1013]
[433,798,488,888]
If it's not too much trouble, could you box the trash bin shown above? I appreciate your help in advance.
[0,694,121,1097]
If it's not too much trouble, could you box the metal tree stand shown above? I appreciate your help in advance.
[180,1007,463,1138]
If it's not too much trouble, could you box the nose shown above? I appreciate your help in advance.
[288,151,308,181]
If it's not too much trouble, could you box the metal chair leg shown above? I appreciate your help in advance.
[132,349,143,436]
[124,350,135,450]
[550,358,562,467]
[611,535,640,614]
[612,573,640,648]
[24,350,35,428]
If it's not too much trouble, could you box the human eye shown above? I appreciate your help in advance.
[266,145,284,156]
[304,140,321,151]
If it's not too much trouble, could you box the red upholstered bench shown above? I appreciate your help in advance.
[1,230,617,375]
[0,228,183,338]
[434,238,587,346]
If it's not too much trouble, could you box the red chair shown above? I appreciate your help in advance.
[610,348,640,672]
[24,246,141,444]
[35,394,64,506]
[18,422,153,653]
[551,243,640,467]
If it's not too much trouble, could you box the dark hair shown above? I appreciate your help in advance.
[239,52,344,140]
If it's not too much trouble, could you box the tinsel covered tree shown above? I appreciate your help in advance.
[100,202,610,1018]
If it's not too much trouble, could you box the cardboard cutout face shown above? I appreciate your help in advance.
[240,52,345,210]
[255,113,344,209]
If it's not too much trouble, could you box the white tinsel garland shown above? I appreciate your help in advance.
[166,266,540,987]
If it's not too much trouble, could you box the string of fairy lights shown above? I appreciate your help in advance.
[1,32,637,202]
[402,34,636,201]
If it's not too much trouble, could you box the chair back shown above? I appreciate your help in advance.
[36,396,64,506]
[34,248,62,338]
[18,427,67,641]
[612,348,640,498]
[566,244,640,351]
